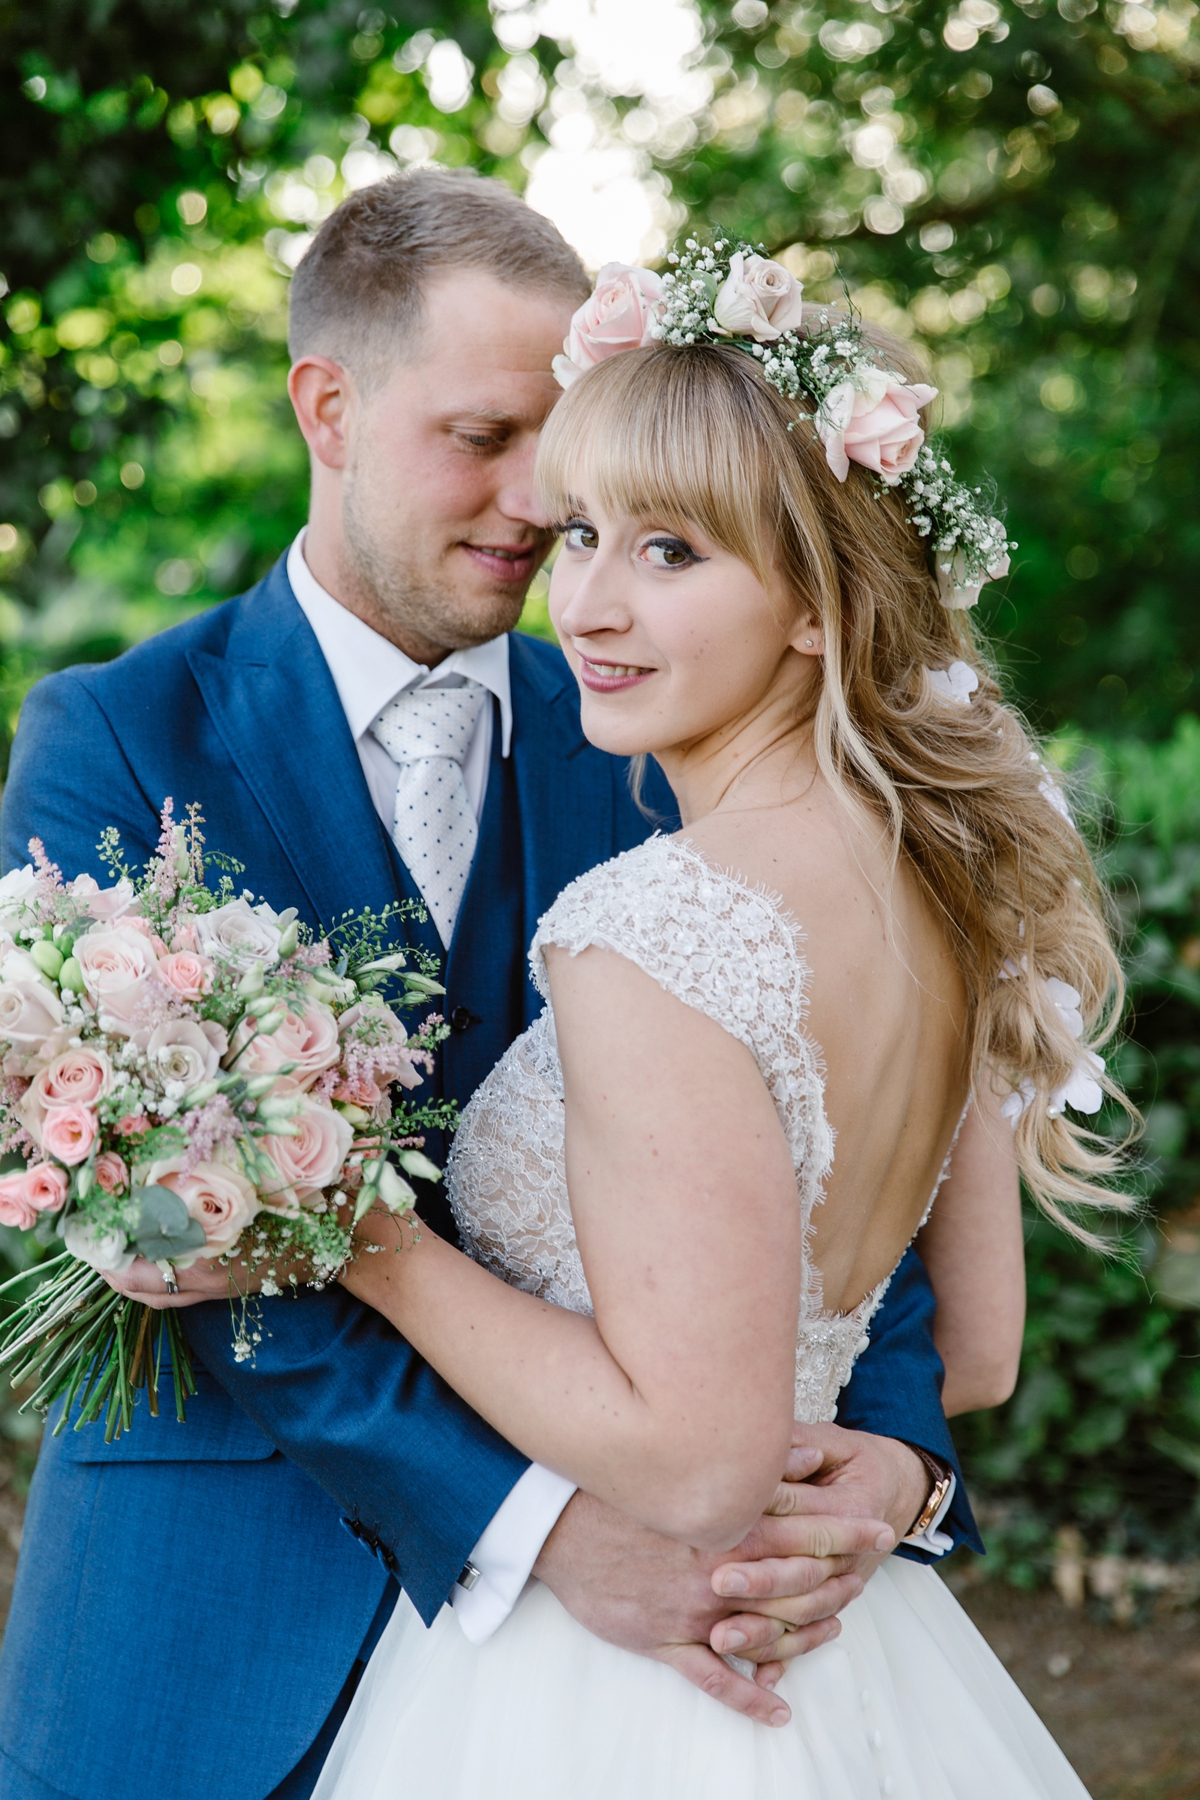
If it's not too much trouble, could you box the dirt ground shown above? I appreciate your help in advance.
[0,1441,1195,1797]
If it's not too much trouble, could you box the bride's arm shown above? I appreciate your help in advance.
[341,945,801,1554]
[914,1086,1025,1416]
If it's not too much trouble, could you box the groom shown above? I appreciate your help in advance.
[0,170,982,1800]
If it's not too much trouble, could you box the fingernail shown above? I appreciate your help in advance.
[716,1571,749,1596]
[875,1529,895,1552]
[770,1706,790,1727]
[721,1628,747,1650]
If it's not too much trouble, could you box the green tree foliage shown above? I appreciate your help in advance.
[662,0,1200,736]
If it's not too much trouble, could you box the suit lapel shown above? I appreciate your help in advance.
[186,562,404,935]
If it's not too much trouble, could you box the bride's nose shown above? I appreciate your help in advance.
[555,553,635,644]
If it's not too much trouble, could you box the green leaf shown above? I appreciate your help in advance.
[131,1184,205,1259]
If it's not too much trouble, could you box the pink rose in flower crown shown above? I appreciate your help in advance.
[817,370,938,486]
[258,1091,354,1202]
[553,264,664,388]
[23,1162,69,1213]
[0,1172,37,1230]
[22,1046,112,1144]
[41,1103,99,1167]
[67,874,137,922]
[94,1151,129,1196]
[156,951,214,1001]
[145,1156,261,1261]
[74,925,159,1033]
[712,252,805,344]
[233,1002,340,1089]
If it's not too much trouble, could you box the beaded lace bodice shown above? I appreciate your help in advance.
[448,836,916,1424]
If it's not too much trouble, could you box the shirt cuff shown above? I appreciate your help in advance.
[900,1471,957,1556]
[450,1463,577,1644]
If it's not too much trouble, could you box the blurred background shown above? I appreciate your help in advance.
[2,1,1200,1787]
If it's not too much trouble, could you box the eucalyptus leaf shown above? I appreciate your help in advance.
[132,1185,205,1259]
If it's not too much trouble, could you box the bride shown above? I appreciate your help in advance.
[314,256,1128,1798]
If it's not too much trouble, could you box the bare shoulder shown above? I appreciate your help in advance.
[675,794,887,946]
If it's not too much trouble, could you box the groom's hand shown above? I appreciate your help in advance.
[705,1423,930,1668]
[532,1474,894,1728]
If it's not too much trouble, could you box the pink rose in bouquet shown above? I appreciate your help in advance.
[0,1172,37,1229]
[41,1104,99,1167]
[0,972,64,1048]
[146,1156,261,1261]
[22,1046,111,1143]
[74,925,159,1031]
[156,951,215,1000]
[68,874,137,921]
[23,1163,70,1214]
[258,1086,355,1202]
[141,1019,226,1087]
[234,1001,340,1088]
[94,1151,129,1196]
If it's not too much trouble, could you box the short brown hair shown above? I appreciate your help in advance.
[288,167,589,385]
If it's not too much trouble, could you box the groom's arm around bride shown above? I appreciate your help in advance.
[0,169,987,1800]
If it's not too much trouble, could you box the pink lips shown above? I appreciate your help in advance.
[460,543,540,584]
[578,658,656,693]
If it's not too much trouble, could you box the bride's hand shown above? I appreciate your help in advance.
[102,1257,236,1309]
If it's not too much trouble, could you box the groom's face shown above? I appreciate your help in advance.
[340,270,574,656]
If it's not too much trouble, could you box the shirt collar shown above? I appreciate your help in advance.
[287,530,512,756]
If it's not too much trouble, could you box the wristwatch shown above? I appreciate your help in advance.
[901,1445,953,1543]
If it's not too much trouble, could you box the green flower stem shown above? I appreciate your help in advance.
[0,1261,197,1441]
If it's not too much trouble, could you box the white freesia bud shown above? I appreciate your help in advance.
[397,1149,442,1184]
[378,1161,417,1213]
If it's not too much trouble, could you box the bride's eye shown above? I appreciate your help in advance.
[563,519,599,552]
[641,535,697,569]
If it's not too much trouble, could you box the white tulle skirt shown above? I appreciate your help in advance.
[312,1558,1089,1800]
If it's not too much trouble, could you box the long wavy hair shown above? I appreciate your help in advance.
[536,330,1135,1239]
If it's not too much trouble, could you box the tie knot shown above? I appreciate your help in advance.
[370,681,487,769]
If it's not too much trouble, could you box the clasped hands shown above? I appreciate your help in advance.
[534,1420,925,1728]
[104,1259,924,1729]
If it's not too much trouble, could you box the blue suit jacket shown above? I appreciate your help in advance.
[0,559,979,1800]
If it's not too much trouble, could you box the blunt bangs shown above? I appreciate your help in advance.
[536,344,790,587]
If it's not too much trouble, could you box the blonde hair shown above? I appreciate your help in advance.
[536,333,1135,1238]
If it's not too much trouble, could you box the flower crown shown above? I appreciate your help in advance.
[553,237,1014,610]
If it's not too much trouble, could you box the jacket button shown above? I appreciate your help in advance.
[450,1006,476,1033]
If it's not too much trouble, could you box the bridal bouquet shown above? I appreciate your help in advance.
[0,803,454,1439]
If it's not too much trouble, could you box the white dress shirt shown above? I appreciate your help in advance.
[287,531,577,1641]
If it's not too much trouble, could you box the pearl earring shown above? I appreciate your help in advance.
[805,638,813,647]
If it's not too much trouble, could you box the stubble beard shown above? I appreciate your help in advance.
[342,463,533,656]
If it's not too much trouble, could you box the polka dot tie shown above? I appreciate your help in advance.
[369,681,488,949]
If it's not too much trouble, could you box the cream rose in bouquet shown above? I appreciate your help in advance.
[0,803,455,1439]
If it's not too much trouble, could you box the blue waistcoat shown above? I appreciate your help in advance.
[0,558,979,1800]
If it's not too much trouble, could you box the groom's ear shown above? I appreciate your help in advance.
[288,355,355,471]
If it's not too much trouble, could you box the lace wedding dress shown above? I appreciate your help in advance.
[314,837,1089,1800]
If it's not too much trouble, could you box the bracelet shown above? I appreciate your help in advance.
[901,1445,953,1542]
